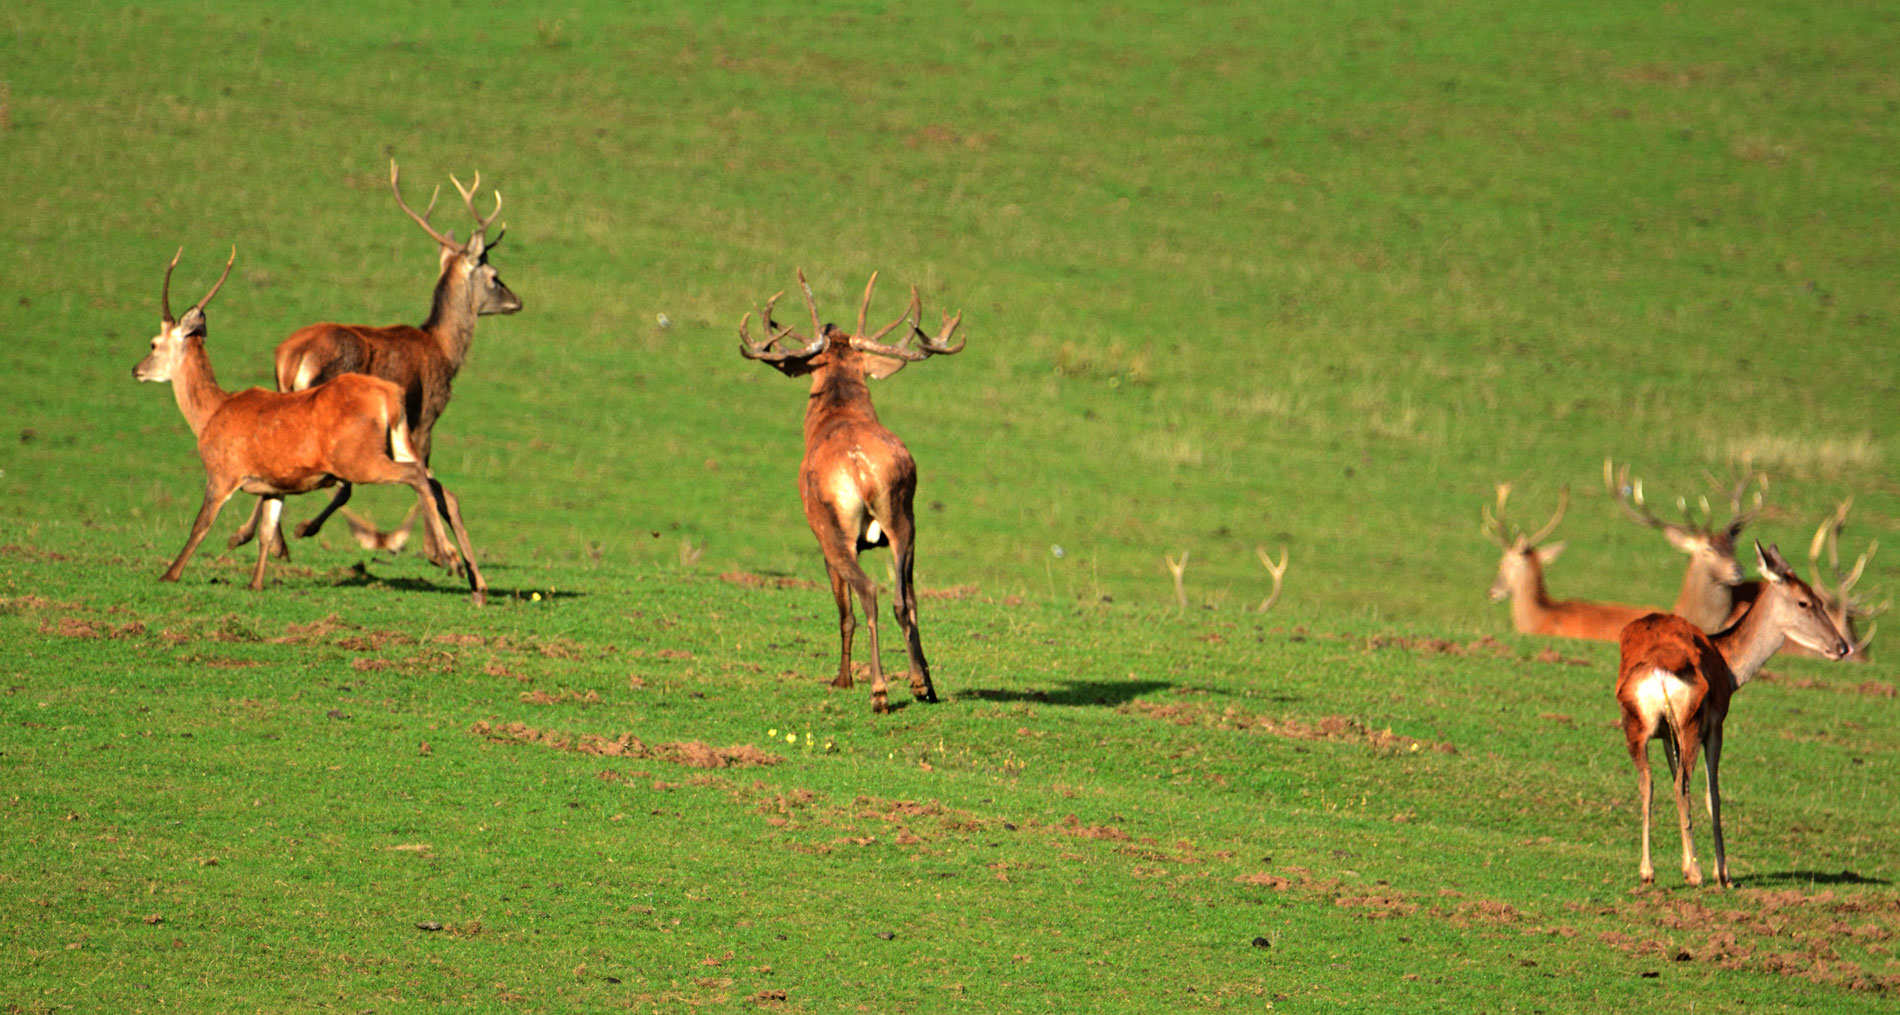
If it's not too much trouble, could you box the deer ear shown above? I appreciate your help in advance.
[177,308,208,338]
[1662,527,1701,554]
[864,354,909,381]
[1755,540,1790,583]
[1535,541,1567,565]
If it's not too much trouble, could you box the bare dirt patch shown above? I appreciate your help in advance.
[469,721,781,769]
[40,617,144,639]
[521,688,602,705]
[1589,887,1900,993]
[1123,700,1456,754]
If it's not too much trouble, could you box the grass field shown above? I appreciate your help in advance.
[3,1,1898,1011]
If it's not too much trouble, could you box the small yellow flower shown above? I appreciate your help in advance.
[530,591,542,602]
[768,729,778,738]
[786,732,797,744]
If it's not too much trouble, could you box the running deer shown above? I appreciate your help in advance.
[1616,543,1849,888]
[1604,459,1763,632]
[738,270,964,713]
[1484,484,1661,640]
[1800,498,1884,661]
[230,160,520,565]
[133,249,487,604]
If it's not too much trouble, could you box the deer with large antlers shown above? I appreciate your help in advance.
[133,249,487,604]
[229,160,520,565]
[1484,484,1662,640]
[739,270,965,713]
[1799,498,1884,661]
[1617,543,1849,888]
[1605,460,1764,632]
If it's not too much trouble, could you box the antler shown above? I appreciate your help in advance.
[162,246,235,327]
[449,171,503,240]
[390,160,459,249]
[1604,459,1674,532]
[1480,483,1515,548]
[1701,463,1765,536]
[1256,545,1288,613]
[1808,498,1888,647]
[738,289,827,364]
[1605,458,1763,538]
[1165,551,1189,610]
[848,282,963,362]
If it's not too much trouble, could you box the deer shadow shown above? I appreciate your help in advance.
[955,679,1172,707]
[332,564,585,603]
[1742,869,1889,887]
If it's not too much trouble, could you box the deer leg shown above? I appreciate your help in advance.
[1705,724,1729,888]
[428,479,487,606]
[1628,724,1655,884]
[886,516,936,703]
[853,578,887,714]
[825,562,856,690]
[1671,728,1703,886]
[248,497,285,591]
[418,472,463,571]
[295,482,353,540]
[229,498,264,549]
[161,480,241,582]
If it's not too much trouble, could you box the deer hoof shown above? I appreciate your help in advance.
[1684,866,1703,887]
[831,674,854,690]
[294,520,320,539]
[871,694,890,714]
[470,589,487,608]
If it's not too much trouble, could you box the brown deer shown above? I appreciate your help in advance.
[133,249,487,604]
[738,270,964,713]
[1800,498,1884,661]
[1616,543,1850,888]
[1484,484,1661,640]
[1605,459,1763,632]
[229,160,520,565]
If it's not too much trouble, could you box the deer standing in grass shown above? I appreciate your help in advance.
[1483,484,1661,640]
[230,160,520,566]
[1616,543,1849,888]
[1604,459,1764,632]
[739,270,964,713]
[133,249,487,604]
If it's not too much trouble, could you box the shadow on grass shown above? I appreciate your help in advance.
[331,563,587,602]
[1744,869,1890,887]
[955,680,1171,707]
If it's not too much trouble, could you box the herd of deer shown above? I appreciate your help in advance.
[1483,461,1884,887]
[130,163,1886,889]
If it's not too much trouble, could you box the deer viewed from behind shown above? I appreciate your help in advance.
[133,248,486,604]
[1616,543,1850,888]
[230,160,520,565]
[738,270,965,713]
[1800,498,1884,661]
[1605,459,1763,632]
[1484,484,1661,640]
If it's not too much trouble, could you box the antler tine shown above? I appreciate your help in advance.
[1481,482,1514,547]
[1712,465,1766,534]
[1604,459,1671,531]
[795,268,823,341]
[191,246,236,316]
[1527,486,1569,546]
[449,171,503,237]
[864,284,919,344]
[1256,545,1289,613]
[161,246,183,324]
[913,307,966,356]
[390,160,459,249]
[855,271,878,338]
[738,291,827,364]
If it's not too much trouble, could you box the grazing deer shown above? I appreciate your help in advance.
[738,270,964,713]
[1604,459,1763,632]
[1616,543,1849,888]
[1484,484,1661,640]
[1798,498,1884,661]
[133,249,487,604]
[230,160,520,565]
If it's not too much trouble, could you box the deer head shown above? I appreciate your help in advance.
[1754,541,1853,660]
[133,247,234,384]
[1604,459,1762,586]
[1482,483,1568,601]
[739,269,963,382]
[390,160,521,317]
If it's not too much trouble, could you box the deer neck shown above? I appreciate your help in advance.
[1709,594,1784,688]
[1509,557,1556,632]
[804,365,878,440]
[1673,556,1735,631]
[421,261,478,370]
[171,338,232,438]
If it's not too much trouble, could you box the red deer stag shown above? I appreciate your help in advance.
[1483,484,1661,640]
[1604,459,1764,632]
[1616,543,1849,888]
[738,270,964,713]
[230,160,520,565]
[1800,498,1884,661]
[134,248,487,605]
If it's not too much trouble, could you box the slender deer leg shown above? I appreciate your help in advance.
[854,578,886,714]
[826,562,856,689]
[161,480,241,582]
[1628,724,1655,884]
[295,482,354,539]
[421,474,465,573]
[249,496,284,590]
[1672,730,1703,886]
[1705,724,1729,888]
[229,498,263,549]
[886,514,936,703]
[429,479,487,606]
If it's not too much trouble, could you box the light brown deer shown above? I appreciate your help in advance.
[1604,459,1763,632]
[133,249,487,604]
[1800,498,1884,661]
[738,270,964,713]
[230,160,520,565]
[1616,543,1849,888]
[1484,484,1661,640]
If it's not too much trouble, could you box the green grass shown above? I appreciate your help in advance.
[2,0,1898,1011]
